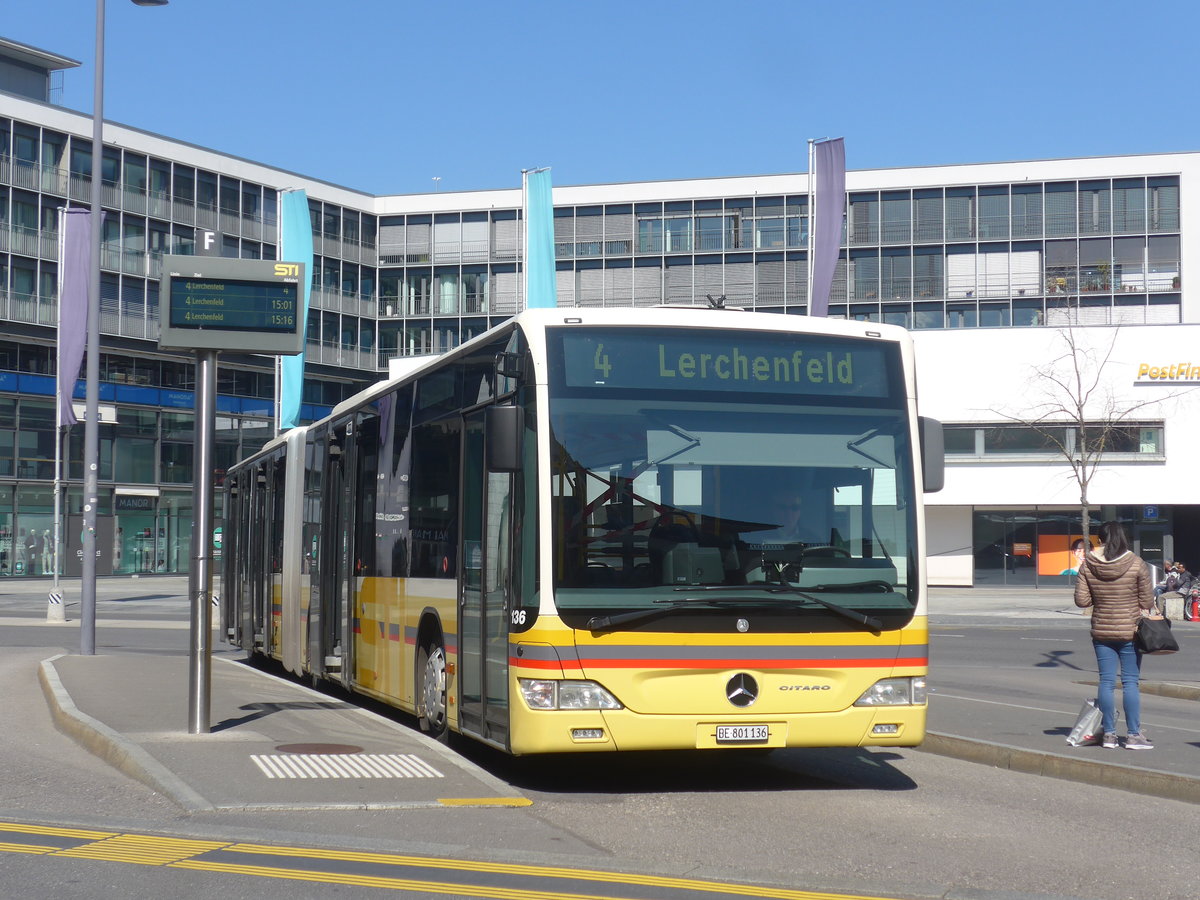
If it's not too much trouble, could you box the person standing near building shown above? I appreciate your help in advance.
[1074,521,1157,750]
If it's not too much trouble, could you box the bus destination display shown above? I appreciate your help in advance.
[169,277,298,332]
[552,327,897,399]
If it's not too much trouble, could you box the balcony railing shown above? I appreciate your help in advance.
[310,287,378,317]
[0,224,57,260]
[304,342,377,371]
[0,289,55,326]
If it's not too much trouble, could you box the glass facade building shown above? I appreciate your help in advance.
[0,36,1194,581]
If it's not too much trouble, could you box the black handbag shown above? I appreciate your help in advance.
[1136,614,1179,655]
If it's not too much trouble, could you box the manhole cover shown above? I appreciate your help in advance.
[274,743,364,755]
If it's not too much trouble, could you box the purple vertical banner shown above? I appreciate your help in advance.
[58,208,92,427]
[810,137,845,318]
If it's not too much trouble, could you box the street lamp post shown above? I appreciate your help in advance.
[81,0,169,655]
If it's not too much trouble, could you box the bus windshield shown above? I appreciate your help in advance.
[546,326,918,632]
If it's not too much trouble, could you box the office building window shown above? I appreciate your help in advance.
[1011,184,1043,237]
[1045,182,1076,236]
[1079,181,1110,235]
[850,249,878,300]
[115,408,157,484]
[0,397,14,477]
[978,186,1008,240]
[849,193,878,244]
[881,248,911,300]
[1148,235,1180,291]
[1148,177,1180,232]
[914,189,943,242]
[881,191,910,244]
[945,188,975,241]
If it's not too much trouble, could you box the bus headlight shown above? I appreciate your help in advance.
[518,678,623,711]
[854,676,927,706]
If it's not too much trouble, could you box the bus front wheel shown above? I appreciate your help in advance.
[417,640,449,742]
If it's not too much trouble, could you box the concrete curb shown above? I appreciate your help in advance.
[1138,680,1200,702]
[37,655,214,813]
[1072,679,1200,701]
[921,731,1200,805]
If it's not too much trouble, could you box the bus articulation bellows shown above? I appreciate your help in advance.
[221,307,944,755]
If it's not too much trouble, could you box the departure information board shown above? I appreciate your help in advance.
[158,256,306,354]
[169,277,298,332]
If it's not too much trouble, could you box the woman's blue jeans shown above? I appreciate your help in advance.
[1093,639,1142,734]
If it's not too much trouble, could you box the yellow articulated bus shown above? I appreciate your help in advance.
[221,307,944,755]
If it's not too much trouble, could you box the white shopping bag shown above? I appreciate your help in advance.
[1065,698,1114,747]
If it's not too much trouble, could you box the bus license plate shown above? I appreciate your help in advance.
[716,725,769,744]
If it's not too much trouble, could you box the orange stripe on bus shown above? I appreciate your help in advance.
[510,657,927,670]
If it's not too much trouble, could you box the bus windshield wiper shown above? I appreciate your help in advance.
[846,424,899,469]
[585,597,733,633]
[808,579,896,594]
[585,595,791,633]
[681,584,884,632]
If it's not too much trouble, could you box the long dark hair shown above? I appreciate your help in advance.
[1097,521,1130,559]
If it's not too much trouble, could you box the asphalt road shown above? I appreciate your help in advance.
[0,577,1197,900]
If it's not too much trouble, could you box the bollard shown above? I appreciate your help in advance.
[46,591,66,623]
[1162,593,1185,620]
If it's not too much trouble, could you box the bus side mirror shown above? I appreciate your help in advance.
[919,416,944,493]
[486,405,524,472]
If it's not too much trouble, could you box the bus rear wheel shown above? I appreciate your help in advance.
[417,640,448,742]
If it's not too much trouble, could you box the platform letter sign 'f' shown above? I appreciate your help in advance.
[198,229,219,257]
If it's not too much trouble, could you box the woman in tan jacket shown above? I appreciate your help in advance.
[1074,521,1157,749]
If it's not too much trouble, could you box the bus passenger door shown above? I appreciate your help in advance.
[459,409,512,746]
[245,461,273,652]
[317,424,354,684]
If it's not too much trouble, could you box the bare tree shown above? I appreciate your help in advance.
[995,312,1182,546]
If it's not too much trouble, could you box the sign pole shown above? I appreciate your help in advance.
[157,255,304,736]
[188,348,217,734]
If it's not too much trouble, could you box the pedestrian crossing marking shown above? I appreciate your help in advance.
[250,752,443,779]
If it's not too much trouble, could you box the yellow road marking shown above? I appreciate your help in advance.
[0,821,905,900]
[0,822,114,840]
[54,834,229,865]
[175,860,616,899]
[437,797,533,807]
[0,840,59,855]
[215,842,893,899]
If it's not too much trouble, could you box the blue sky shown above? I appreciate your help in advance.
[6,1,1199,196]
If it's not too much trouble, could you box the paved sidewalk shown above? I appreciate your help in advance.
[40,651,529,812]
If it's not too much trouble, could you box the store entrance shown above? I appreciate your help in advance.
[972,507,1181,588]
[973,512,1037,587]
[972,508,1102,588]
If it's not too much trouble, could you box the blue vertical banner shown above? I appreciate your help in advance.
[524,167,557,309]
[810,137,845,318]
[279,189,313,430]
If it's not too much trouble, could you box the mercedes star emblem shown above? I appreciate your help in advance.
[726,673,759,707]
